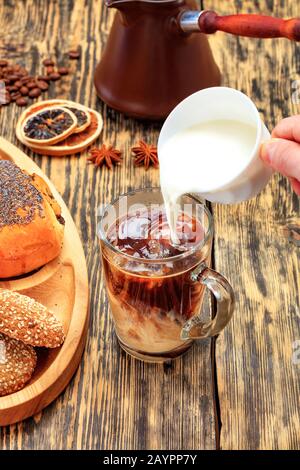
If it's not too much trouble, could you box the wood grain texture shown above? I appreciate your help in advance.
[0,0,215,449]
[210,0,300,450]
[0,0,299,451]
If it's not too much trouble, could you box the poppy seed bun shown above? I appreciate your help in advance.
[0,160,64,278]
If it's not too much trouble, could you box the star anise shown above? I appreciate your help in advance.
[131,140,159,170]
[87,144,123,169]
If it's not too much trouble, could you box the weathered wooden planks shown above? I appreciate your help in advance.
[0,0,215,449]
[0,0,299,450]
[210,0,300,450]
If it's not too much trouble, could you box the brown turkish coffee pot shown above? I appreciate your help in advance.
[94,0,300,120]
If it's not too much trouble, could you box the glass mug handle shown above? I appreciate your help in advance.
[181,262,235,340]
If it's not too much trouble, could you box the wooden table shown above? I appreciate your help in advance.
[0,0,299,450]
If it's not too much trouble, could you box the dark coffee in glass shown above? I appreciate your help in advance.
[99,189,234,362]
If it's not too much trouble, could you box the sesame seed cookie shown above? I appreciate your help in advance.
[0,333,37,396]
[0,289,65,348]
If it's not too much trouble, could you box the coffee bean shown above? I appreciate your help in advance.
[28,87,41,98]
[27,81,37,89]
[57,67,69,75]
[69,50,80,59]
[37,75,50,82]
[6,74,19,82]
[20,76,31,84]
[49,72,61,81]
[0,54,77,108]
[0,58,58,108]
[16,97,28,107]
[6,85,18,92]
[10,91,22,101]
[36,80,49,91]
[43,58,55,67]
[20,86,29,95]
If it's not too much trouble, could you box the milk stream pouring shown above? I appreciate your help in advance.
[157,87,273,238]
[159,120,257,235]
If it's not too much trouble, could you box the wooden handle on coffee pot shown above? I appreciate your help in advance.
[198,11,300,41]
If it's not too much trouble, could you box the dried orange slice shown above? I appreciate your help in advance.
[62,105,91,133]
[16,100,103,157]
[20,106,78,146]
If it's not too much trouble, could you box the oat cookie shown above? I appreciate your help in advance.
[0,289,65,348]
[0,333,37,396]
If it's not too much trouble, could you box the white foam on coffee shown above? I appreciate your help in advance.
[159,119,257,237]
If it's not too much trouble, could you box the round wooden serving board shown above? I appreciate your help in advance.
[0,137,89,426]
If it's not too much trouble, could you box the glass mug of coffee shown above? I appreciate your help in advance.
[99,188,234,363]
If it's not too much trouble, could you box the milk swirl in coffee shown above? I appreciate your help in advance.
[101,208,208,356]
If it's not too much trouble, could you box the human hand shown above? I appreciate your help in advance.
[260,115,300,195]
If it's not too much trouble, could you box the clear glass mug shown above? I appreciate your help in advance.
[98,188,234,363]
